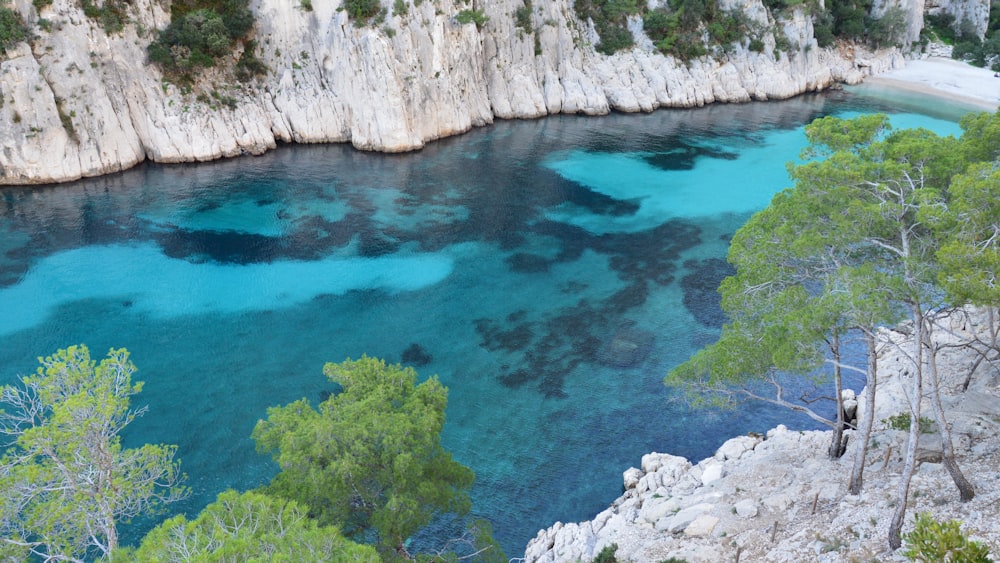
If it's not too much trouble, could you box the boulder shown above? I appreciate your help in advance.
[715,435,761,461]
[623,467,642,490]
[684,514,720,537]
[701,462,724,485]
[734,498,759,518]
[659,502,714,534]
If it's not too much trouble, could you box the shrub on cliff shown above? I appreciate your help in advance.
[575,0,641,54]
[456,8,489,29]
[344,0,386,27]
[147,0,258,81]
[642,0,752,60]
[82,0,129,33]
[902,512,991,562]
[0,5,27,54]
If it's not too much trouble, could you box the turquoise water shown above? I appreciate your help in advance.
[0,91,965,556]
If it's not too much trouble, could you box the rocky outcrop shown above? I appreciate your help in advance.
[524,308,1000,561]
[0,0,908,184]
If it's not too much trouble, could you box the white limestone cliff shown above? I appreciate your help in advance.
[925,0,990,38]
[0,0,908,184]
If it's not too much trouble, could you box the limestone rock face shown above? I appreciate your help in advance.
[874,0,926,45]
[926,0,991,38]
[0,0,913,184]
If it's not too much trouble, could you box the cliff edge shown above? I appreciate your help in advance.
[523,308,1000,562]
[0,0,906,184]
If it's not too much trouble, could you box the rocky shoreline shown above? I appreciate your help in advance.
[523,308,1000,562]
[0,0,905,185]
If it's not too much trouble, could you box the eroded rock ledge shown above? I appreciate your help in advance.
[523,308,1000,562]
[0,0,904,185]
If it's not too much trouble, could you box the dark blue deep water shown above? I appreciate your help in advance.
[0,90,969,556]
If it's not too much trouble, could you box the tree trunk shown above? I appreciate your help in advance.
[849,329,878,495]
[990,307,998,350]
[888,307,923,551]
[829,331,846,459]
[924,320,975,501]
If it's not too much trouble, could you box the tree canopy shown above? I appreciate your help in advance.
[130,489,380,562]
[252,356,485,560]
[0,345,187,562]
[668,109,1000,549]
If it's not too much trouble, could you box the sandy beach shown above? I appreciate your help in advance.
[865,56,1000,111]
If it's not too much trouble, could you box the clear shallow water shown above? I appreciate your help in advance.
[0,91,965,556]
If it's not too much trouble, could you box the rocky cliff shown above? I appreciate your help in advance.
[926,0,991,38]
[523,308,1000,562]
[0,0,909,185]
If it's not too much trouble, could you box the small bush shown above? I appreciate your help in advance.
[392,0,406,17]
[514,0,532,32]
[594,543,619,563]
[925,12,957,44]
[299,0,312,11]
[456,8,488,28]
[148,0,256,81]
[56,103,78,143]
[235,39,267,81]
[0,6,27,53]
[82,0,130,34]
[884,412,935,433]
[345,0,385,26]
[773,29,793,52]
[575,0,639,54]
[902,512,991,562]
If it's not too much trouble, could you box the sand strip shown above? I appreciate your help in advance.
[865,57,1000,111]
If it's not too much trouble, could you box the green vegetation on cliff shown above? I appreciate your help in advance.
[903,512,992,562]
[925,8,1000,70]
[147,0,264,82]
[578,0,907,57]
[668,109,1000,548]
[0,4,27,54]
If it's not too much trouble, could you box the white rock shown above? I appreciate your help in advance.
[683,514,720,537]
[734,498,759,518]
[715,434,761,461]
[701,462,724,485]
[623,467,642,490]
[762,492,794,512]
[660,502,714,534]
[639,495,682,524]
